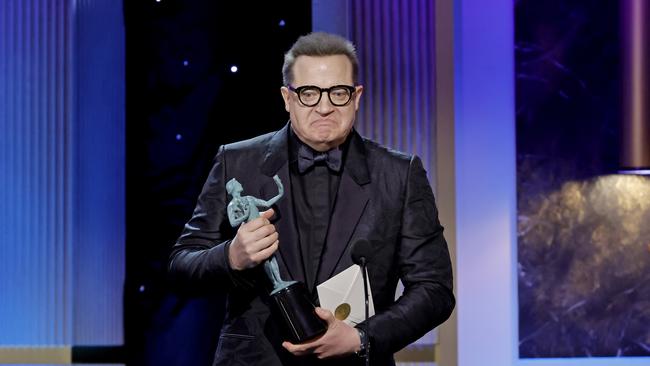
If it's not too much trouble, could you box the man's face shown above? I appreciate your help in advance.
[281,55,363,152]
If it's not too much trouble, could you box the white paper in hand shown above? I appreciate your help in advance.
[317,264,375,325]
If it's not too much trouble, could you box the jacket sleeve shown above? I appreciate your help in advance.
[359,155,455,355]
[168,145,257,291]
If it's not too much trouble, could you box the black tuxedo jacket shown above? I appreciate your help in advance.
[169,123,455,366]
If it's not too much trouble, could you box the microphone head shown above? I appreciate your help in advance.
[350,239,372,265]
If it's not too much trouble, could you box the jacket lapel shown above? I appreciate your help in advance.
[259,123,306,284]
[317,131,371,284]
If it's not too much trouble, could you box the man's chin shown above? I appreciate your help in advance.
[313,132,350,148]
[303,137,335,151]
[309,132,334,144]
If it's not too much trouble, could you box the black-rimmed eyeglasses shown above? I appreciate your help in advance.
[287,85,357,107]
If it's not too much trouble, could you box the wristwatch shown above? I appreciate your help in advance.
[355,328,369,357]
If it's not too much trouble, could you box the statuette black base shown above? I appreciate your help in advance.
[270,282,327,343]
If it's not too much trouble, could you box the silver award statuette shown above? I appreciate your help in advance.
[226,175,327,343]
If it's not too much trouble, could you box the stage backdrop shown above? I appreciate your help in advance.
[515,0,650,359]
[0,0,125,363]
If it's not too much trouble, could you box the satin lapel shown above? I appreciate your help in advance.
[259,124,306,284]
[316,172,369,285]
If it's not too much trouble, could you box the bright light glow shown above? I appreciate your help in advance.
[618,169,650,175]
[279,20,286,27]
[519,358,650,366]
[230,65,238,73]
[455,0,517,365]
[175,134,182,141]
[182,60,188,67]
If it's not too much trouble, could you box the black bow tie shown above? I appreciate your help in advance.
[297,144,342,173]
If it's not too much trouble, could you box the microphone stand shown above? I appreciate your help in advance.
[360,257,370,366]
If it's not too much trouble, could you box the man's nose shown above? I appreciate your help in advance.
[315,91,335,113]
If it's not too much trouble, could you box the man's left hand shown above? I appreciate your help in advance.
[282,307,361,359]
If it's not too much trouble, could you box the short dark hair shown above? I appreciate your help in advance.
[282,32,359,85]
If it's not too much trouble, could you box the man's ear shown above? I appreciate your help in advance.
[280,86,291,112]
[353,85,364,111]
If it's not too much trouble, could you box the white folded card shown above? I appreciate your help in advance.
[317,264,375,325]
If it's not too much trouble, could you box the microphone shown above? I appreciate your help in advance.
[351,239,371,365]
[351,238,372,266]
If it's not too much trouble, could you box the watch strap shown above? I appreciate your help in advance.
[355,328,368,357]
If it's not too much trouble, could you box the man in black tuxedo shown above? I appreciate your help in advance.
[168,32,454,365]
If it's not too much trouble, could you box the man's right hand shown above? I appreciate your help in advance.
[228,209,279,271]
